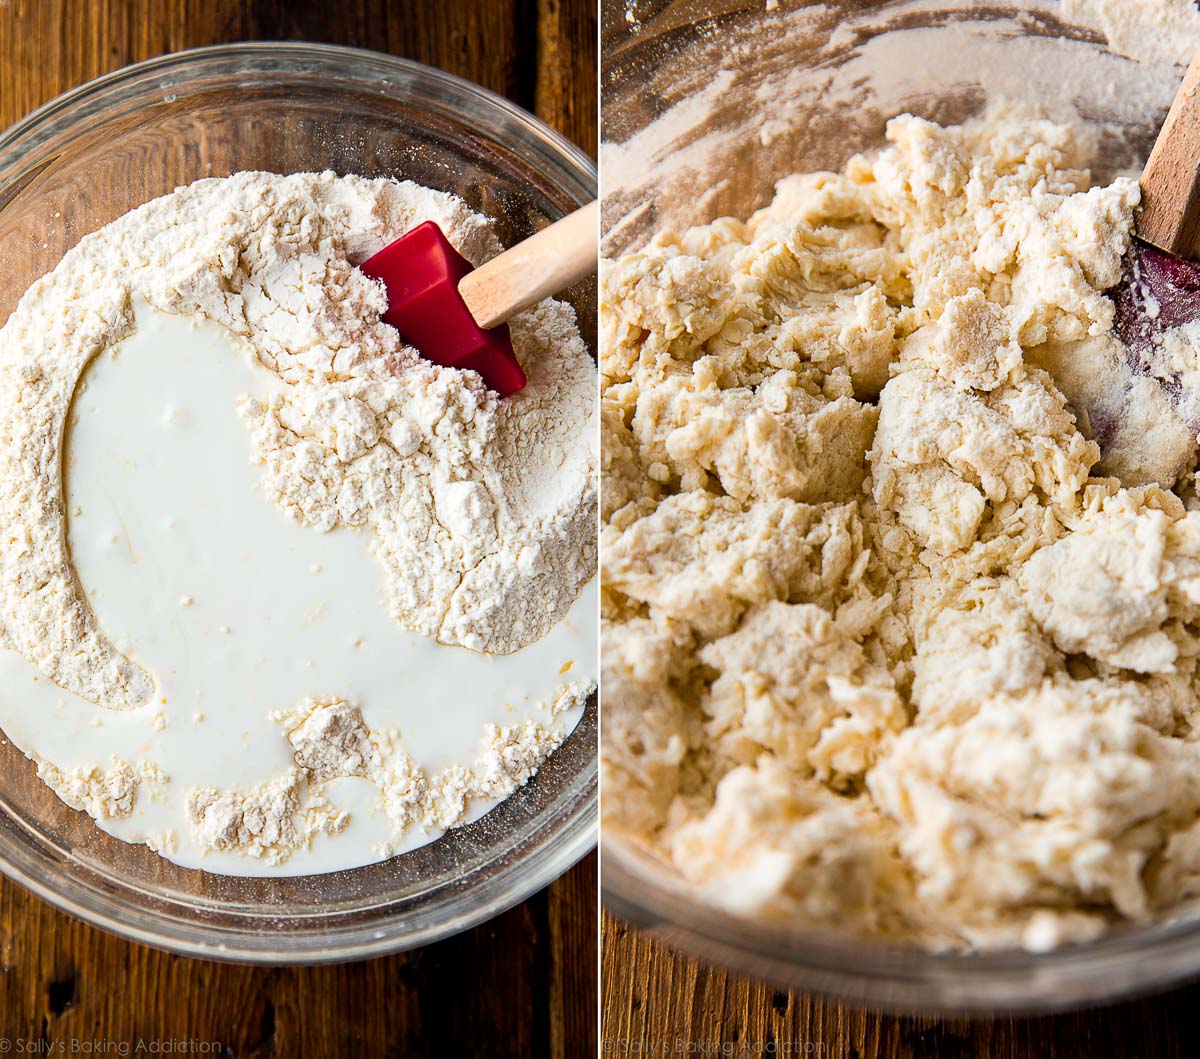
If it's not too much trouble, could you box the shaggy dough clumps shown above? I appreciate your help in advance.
[601,107,1200,951]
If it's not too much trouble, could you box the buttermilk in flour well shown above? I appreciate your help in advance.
[0,170,597,875]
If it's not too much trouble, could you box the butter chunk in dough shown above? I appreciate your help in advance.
[909,579,1056,717]
[1020,508,1200,673]
[667,759,915,939]
[637,371,877,503]
[600,250,735,392]
[871,368,1098,554]
[899,289,1021,392]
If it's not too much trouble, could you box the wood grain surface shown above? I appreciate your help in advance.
[602,912,1200,1058]
[0,1,597,1056]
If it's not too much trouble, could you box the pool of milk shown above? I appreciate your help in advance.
[0,302,595,877]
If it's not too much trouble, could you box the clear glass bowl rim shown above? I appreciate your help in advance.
[604,841,1200,1014]
[0,40,597,203]
[0,40,598,965]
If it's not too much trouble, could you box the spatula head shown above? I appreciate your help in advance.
[360,221,527,397]
[1113,240,1200,400]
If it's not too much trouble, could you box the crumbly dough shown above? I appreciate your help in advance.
[601,107,1200,951]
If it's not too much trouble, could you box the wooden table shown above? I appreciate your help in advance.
[602,912,1200,1057]
[0,2,596,1055]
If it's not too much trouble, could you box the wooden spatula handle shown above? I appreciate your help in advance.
[1140,50,1200,257]
[459,200,599,330]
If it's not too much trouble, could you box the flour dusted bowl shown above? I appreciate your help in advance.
[0,42,596,961]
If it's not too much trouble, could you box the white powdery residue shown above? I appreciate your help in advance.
[1061,0,1200,66]
[602,1,1185,254]
[469,719,566,799]
[416,715,577,833]
[35,756,167,819]
[603,67,739,205]
[186,768,350,866]
[185,687,592,863]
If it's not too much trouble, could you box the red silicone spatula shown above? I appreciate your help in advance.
[1113,51,1200,412]
[360,200,599,397]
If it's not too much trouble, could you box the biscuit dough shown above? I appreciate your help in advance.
[601,108,1200,951]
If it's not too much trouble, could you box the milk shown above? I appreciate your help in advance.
[0,303,594,877]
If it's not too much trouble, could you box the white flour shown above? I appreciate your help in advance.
[0,172,597,872]
[182,686,586,865]
[0,171,596,710]
[603,0,1198,256]
[1061,0,1200,65]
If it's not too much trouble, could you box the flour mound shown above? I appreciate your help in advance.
[0,171,597,710]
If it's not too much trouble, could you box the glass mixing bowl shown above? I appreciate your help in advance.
[0,42,597,962]
[601,0,1200,1013]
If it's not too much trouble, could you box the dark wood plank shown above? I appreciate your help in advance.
[0,1,597,1054]
[0,0,596,159]
[603,911,1200,1058]
[0,853,596,1055]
